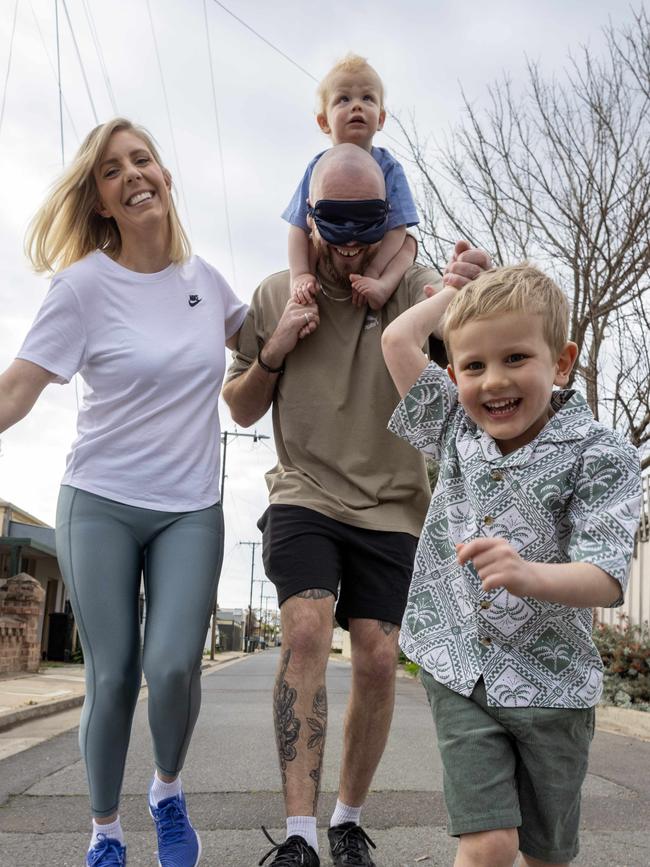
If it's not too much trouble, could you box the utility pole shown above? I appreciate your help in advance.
[240,540,261,653]
[259,578,268,622]
[262,593,274,646]
[209,429,269,659]
[256,578,270,647]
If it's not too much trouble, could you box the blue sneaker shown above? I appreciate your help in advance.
[149,792,201,867]
[86,834,127,866]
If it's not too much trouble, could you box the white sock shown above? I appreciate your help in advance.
[89,816,124,850]
[149,771,182,807]
[330,799,362,827]
[286,816,318,852]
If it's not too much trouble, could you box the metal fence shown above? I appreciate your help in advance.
[597,473,650,628]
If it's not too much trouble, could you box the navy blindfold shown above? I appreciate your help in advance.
[307,198,389,246]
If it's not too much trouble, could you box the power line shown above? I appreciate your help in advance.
[145,0,192,236]
[29,2,80,144]
[210,0,318,84]
[203,0,237,289]
[54,0,64,164]
[62,0,98,124]
[0,0,20,144]
[81,0,118,115]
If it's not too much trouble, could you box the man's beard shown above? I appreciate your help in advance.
[314,237,377,290]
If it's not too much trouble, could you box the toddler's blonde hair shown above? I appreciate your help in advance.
[316,53,385,117]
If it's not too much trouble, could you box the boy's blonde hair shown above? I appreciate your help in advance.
[443,264,570,358]
[25,117,191,273]
[316,53,385,116]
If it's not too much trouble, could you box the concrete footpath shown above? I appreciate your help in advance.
[0,650,649,866]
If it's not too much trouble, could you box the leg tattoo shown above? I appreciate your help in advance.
[307,685,327,814]
[295,589,334,600]
[378,620,398,635]
[274,649,300,788]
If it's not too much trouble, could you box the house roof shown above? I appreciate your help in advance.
[0,520,57,558]
[0,499,50,528]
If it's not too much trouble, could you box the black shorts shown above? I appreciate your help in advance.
[257,504,418,630]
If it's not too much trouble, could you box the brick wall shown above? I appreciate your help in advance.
[0,573,45,674]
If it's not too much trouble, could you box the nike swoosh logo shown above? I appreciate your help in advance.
[189,298,202,307]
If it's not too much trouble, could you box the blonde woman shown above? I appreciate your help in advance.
[0,118,247,867]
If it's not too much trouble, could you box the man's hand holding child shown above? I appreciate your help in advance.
[443,240,492,289]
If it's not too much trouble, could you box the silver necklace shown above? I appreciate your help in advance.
[318,280,352,302]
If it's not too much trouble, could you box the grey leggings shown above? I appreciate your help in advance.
[56,485,224,817]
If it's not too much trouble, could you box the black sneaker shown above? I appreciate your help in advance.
[327,823,376,866]
[259,827,320,866]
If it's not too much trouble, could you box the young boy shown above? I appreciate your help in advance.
[381,264,642,867]
[284,53,419,310]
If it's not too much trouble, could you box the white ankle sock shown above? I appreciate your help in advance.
[286,816,318,852]
[149,771,182,807]
[89,816,124,850]
[330,799,362,827]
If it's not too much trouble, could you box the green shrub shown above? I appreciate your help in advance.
[398,650,420,677]
[593,617,650,710]
[403,660,420,677]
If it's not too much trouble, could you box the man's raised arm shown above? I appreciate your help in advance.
[222,298,320,427]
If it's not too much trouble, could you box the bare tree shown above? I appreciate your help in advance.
[398,7,650,467]
[608,294,650,459]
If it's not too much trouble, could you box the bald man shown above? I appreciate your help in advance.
[223,144,489,867]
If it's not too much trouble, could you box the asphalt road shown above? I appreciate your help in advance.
[0,648,648,866]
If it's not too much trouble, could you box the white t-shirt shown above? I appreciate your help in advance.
[18,251,248,511]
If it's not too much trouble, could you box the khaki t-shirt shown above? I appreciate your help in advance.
[225,264,445,537]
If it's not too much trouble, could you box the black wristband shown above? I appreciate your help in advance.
[257,348,285,375]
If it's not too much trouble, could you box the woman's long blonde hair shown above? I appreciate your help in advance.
[25,117,191,273]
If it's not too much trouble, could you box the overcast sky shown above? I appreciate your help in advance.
[0,0,640,610]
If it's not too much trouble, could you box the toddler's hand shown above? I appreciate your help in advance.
[291,274,318,305]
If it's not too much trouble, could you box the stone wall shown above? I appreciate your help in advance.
[0,573,45,674]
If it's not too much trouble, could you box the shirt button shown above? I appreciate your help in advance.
[479,636,493,646]
[480,600,492,610]
[483,515,494,525]
[490,470,504,481]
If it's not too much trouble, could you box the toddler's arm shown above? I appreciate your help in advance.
[382,286,457,398]
[288,225,317,304]
[350,228,413,310]
[456,539,622,607]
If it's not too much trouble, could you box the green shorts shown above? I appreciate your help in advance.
[421,671,595,863]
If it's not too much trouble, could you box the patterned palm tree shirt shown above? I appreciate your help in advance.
[388,363,642,708]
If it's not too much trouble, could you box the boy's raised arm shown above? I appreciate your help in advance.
[457,538,623,607]
[381,287,457,398]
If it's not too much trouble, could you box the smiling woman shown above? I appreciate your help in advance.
[93,130,174,272]
[26,118,190,275]
[0,117,248,867]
